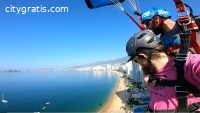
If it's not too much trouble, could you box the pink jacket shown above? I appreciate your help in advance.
[149,54,200,111]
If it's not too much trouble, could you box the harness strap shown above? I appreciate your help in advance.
[148,74,200,96]
[176,72,200,97]
[177,16,200,53]
[173,0,186,12]
[148,76,178,87]
[178,16,198,31]
[188,102,200,112]
[168,44,180,53]
[148,75,200,112]
[174,30,200,111]
[169,24,200,53]
[169,3,200,54]
[175,85,189,112]
[173,32,200,97]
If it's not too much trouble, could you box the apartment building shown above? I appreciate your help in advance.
[131,62,143,83]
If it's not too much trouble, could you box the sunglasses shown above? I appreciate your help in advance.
[143,19,151,27]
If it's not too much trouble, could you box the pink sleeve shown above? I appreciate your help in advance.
[184,55,200,90]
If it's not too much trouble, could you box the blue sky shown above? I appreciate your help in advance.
[0,0,199,70]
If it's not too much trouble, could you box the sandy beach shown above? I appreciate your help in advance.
[99,71,127,113]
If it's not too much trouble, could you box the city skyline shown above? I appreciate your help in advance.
[1,0,199,70]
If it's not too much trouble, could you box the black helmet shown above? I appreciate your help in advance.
[126,30,161,62]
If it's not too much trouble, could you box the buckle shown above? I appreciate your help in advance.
[152,80,157,86]
[175,86,188,92]
[175,53,189,61]
[177,10,192,26]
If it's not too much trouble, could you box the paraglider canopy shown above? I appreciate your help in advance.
[85,0,144,30]
[85,0,125,9]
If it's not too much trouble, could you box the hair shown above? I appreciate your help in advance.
[136,45,168,75]
[136,44,168,60]
[150,44,168,60]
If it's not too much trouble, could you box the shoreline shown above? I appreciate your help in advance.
[99,71,126,113]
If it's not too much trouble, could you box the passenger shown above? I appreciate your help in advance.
[126,30,200,112]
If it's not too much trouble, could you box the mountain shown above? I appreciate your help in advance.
[69,56,129,68]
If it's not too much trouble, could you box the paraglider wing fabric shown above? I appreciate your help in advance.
[85,0,125,9]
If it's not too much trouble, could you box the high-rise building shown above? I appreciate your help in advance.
[132,62,143,83]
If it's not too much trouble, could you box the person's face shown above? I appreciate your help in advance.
[144,17,163,35]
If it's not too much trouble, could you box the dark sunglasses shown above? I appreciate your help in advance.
[143,19,151,27]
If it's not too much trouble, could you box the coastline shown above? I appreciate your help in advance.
[99,71,127,113]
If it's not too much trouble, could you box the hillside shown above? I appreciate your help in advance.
[69,56,129,68]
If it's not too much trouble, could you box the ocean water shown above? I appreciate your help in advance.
[0,71,119,112]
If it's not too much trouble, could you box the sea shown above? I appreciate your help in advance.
[0,71,119,112]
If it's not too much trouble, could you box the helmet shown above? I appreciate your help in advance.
[126,30,161,62]
[140,6,171,24]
